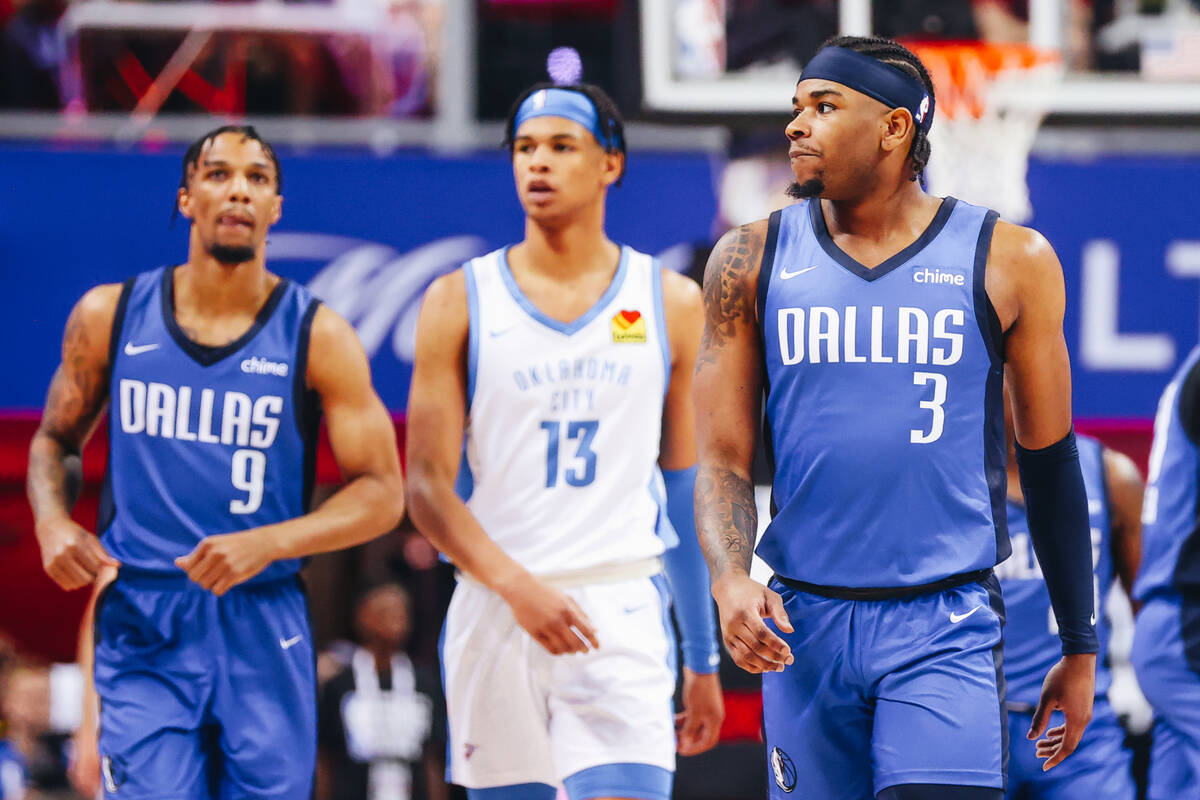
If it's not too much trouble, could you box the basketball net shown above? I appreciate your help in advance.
[908,43,1062,224]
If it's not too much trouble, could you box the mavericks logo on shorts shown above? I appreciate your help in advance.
[611,310,646,343]
[771,746,797,793]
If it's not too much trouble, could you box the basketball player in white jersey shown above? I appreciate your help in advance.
[405,69,724,800]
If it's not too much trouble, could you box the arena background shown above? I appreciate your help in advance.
[2,0,1198,797]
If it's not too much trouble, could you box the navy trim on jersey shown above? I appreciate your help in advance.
[97,278,137,537]
[464,262,481,411]
[161,266,290,366]
[497,245,630,336]
[755,210,783,327]
[651,260,671,396]
[973,210,1009,565]
[972,211,1004,365]
[295,299,322,513]
[756,210,783,519]
[985,574,1009,791]
[807,196,957,282]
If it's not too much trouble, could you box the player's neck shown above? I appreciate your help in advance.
[177,254,277,316]
[516,213,618,279]
[821,180,939,243]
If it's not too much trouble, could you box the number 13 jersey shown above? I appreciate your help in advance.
[101,266,321,582]
[459,246,673,576]
[758,197,1009,588]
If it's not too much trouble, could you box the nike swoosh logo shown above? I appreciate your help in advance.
[124,342,160,356]
[779,265,819,280]
[279,635,303,650]
[950,605,983,624]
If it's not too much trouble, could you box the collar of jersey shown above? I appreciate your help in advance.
[497,245,631,336]
[807,196,957,282]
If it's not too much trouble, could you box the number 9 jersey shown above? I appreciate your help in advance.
[458,246,674,576]
[758,197,1008,589]
[101,266,321,582]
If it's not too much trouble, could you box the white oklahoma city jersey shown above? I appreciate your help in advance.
[461,245,671,576]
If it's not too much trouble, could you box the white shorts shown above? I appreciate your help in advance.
[441,570,677,789]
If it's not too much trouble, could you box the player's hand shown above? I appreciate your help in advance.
[711,573,794,674]
[498,576,599,656]
[175,529,281,596]
[69,724,102,798]
[35,517,119,591]
[1029,652,1096,770]
[676,668,724,756]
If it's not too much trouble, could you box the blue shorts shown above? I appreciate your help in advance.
[1005,699,1134,800]
[762,575,1006,799]
[1132,595,1200,800]
[94,570,316,800]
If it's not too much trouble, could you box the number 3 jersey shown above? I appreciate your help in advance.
[100,266,321,582]
[758,197,1008,588]
[459,246,673,576]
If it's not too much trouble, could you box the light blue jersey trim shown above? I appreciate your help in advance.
[498,245,631,336]
[463,261,481,409]
[649,469,680,549]
[650,260,671,396]
[564,761,673,800]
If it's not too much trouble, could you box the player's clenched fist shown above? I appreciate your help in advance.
[176,529,281,596]
[712,573,794,674]
[35,517,118,590]
[500,576,600,655]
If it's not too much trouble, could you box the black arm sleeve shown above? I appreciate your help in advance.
[1015,428,1100,655]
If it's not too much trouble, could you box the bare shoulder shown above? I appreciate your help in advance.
[986,220,1064,330]
[661,269,703,316]
[988,220,1062,283]
[65,282,126,360]
[703,218,770,287]
[1102,446,1144,491]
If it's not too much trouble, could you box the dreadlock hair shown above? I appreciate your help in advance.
[502,82,628,185]
[173,124,282,223]
[819,35,935,182]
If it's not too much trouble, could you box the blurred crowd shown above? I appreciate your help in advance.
[0,0,441,115]
[5,0,1200,116]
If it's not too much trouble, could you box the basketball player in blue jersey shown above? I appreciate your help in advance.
[26,125,405,799]
[997,396,1142,799]
[694,36,1102,799]
[406,73,723,800]
[1131,344,1200,799]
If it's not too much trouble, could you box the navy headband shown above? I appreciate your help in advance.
[513,88,616,149]
[799,46,934,133]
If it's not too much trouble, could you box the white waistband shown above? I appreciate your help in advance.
[459,556,663,590]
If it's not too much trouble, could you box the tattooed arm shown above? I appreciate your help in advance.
[693,221,794,674]
[27,285,122,590]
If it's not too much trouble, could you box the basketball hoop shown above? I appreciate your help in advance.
[908,42,1063,224]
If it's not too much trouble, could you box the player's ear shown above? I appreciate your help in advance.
[601,150,624,187]
[177,187,193,220]
[881,108,914,155]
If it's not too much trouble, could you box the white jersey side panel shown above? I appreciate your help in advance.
[462,246,670,575]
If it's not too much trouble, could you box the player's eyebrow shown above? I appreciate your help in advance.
[793,89,844,105]
[200,158,272,170]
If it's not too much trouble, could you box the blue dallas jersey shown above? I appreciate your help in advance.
[998,435,1113,706]
[758,197,1007,588]
[100,266,321,581]
[1136,344,1200,603]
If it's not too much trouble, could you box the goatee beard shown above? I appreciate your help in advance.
[209,244,256,265]
[786,179,824,199]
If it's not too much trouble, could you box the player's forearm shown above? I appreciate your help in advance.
[695,463,758,583]
[266,471,404,560]
[407,474,530,594]
[27,430,84,533]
